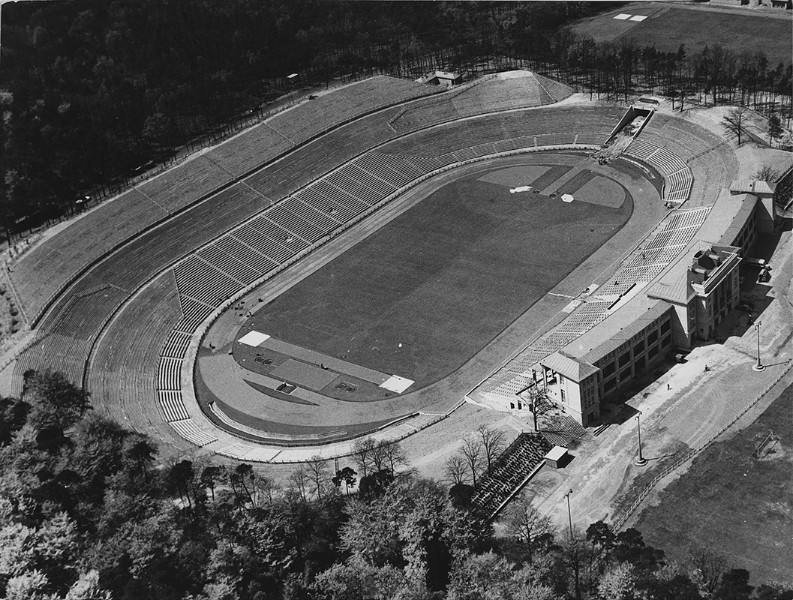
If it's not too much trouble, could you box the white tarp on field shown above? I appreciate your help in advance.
[380,375,414,394]
[510,185,532,194]
[238,331,270,346]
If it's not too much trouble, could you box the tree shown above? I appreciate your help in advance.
[768,114,784,146]
[332,467,357,494]
[505,493,555,563]
[598,562,638,600]
[200,465,226,503]
[230,463,255,504]
[22,370,91,436]
[723,107,749,146]
[444,455,469,487]
[446,551,520,600]
[754,165,781,182]
[167,460,195,507]
[0,397,30,446]
[306,455,330,500]
[715,569,754,600]
[123,438,156,481]
[459,437,484,488]
[476,424,506,474]
[359,468,395,501]
[378,440,408,473]
[289,464,310,502]
[352,437,377,479]
[690,546,728,598]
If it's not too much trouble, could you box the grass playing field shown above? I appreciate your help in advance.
[570,4,792,67]
[635,382,793,584]
[236,155,633,393]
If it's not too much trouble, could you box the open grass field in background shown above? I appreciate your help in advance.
[239,157,633,391]
[570,3,793,67]
[635,382,793,585]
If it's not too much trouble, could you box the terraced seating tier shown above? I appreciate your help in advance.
[267,76,434,142]
[215,236,279,275]
[205,124,293,179]
[158,391,190,422]
[161,330,193,359]
[138,156,234,212]
[169,419,218,447]
[9,189,168,322]
[174,297,215,334]
[174,256,243,307]
[197,244,261,285]
[471,433,552,517]
[8,78,428,326]
[158,357,183,391]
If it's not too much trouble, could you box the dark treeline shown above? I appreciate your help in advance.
[1,1,790,237]
[1,369,791,600]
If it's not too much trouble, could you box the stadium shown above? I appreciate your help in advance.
[5,70,787,463]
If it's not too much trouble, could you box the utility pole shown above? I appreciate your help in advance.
[753,321,765,372]
[563,489,574,540]
[634,413,647,466]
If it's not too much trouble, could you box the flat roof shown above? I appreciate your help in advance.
[545,446,568,461]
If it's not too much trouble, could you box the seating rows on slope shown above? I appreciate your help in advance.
[20,106,631,416]
[13,93,731,451]
[9,77,433,324]
[86,272,188,440]
[471,432,553,518]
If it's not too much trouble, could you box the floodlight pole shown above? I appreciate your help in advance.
[753,321,765,372]
[563,489,574,540]
[634,414,647,466]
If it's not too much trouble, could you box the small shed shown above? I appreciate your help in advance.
[544,445,569,469]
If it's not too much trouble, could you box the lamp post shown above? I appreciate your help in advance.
[563,489,574,540]
[752,320,765,372]
[634,413,647,466]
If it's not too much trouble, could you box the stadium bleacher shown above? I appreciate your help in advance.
[471,432,553,518]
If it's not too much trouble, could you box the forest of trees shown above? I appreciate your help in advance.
[0,369,791,600]
[1,1,790,237]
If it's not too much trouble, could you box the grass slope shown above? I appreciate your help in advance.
[635,382,793,585]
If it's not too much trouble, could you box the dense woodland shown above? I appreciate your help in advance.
[0,369,790,600]
[1,1,791,237]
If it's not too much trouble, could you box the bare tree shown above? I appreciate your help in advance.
[723,107,749,146]
[753,165,780,182]
[476,424,506,473]
[505,493,555,562]
[459,436,484,487]
[378,440,408,473]
[352,437,377,479]
[306,455,330,500]
[444,454,470,486]
[253,474,278,506]
[289,464,310,502]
